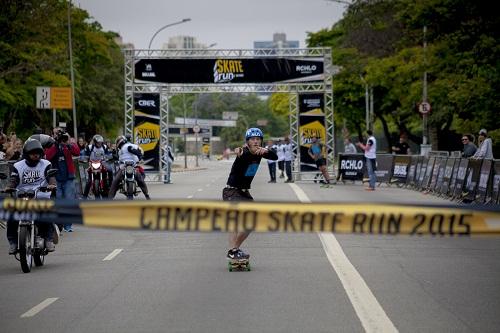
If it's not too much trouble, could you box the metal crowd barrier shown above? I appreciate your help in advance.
[337,153,499,205]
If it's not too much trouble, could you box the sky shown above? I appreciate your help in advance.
[75,0,347,50]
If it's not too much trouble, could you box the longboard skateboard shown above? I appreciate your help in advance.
[227,258,251,272]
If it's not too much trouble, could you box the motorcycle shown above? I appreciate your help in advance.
[118,160,142,200]
[87,158,110,199]
[3,169,59,273]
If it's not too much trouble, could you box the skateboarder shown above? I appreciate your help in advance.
[223,128,278,265]
[308,136,332,186]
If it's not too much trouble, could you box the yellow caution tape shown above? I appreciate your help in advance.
[80,200,500,235]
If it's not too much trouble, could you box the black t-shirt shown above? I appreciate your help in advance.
[226,146,278,189]
[394,142,410,154]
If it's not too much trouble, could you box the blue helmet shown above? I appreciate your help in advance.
[245,127,263,141]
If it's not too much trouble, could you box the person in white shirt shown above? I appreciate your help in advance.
[356,130,377,191]
[108,135,150,199]
[283,136,294,183]
[276,139,285,178]
[472,129,494,159]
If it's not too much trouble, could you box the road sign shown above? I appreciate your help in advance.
[51,87,72,109]
[36,86,72,109]
[193,125,201,133]
[174,117,236,127]
[36,87,51,109]
[222,111,239,120]
[418,102,431,114]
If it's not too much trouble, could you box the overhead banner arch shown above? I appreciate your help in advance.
[124,48,334,182]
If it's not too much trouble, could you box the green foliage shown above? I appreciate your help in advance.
[0,0,123,140]
[307,0,500,155]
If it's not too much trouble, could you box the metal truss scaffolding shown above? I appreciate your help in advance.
[124,48,334,182]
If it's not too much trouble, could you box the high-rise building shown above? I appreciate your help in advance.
[254,33,299,49]
[163,36,208,49]
[114,36,135,50]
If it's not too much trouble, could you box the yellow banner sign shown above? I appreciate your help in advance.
[50,87,72,109]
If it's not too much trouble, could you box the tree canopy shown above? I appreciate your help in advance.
[307,0,500,155]
[0,0,123,140]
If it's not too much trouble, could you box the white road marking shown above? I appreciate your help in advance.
[197,188,203,192]
[187,195,194,199]
[205,184,210,187]
[289,183,398,333]
[288,183,311,203]
[103,248,123,261]
[21,298,58,318]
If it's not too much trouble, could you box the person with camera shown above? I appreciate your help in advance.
[45,127,80,232]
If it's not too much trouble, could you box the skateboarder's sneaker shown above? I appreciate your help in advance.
[227,248,250,260]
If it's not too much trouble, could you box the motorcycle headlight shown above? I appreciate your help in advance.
[126,165,134,174]
[91,162,101,169]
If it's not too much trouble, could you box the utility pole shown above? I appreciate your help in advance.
[420,25,432,156]
[68,0,77,138]
[183,94,187,169]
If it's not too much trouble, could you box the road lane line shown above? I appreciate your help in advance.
[103,248,123,261]
[289,183,398,333]
[288,183,311,203]
[197,188,203,192]
[21,298,58,318]
[187,195,194,199]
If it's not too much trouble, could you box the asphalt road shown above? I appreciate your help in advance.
[1,158,499,332]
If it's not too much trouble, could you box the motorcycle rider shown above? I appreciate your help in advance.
[108,135,150,200]
[5,139,57,254]
[81,134,113,199]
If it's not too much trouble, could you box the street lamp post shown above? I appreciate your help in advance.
[68,0,77,139]
[148,18,191,49]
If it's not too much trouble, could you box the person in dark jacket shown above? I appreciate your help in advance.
[45,127,80,232]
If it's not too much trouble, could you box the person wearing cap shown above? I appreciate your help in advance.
[461,134,477,158]
[472,129,493,159]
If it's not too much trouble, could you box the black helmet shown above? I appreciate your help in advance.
[115,135,127,149]
[93,134,104,145]
[23,139,44,166]
[28,134,55,149]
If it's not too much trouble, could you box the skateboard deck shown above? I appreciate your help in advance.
[227,258,251,271]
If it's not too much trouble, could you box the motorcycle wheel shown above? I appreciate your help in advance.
[94,179,101,199]
[18,226,33,273]
[126,181,134,200]
[33,252,45,267]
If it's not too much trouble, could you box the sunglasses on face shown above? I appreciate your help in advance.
[462,138,468,141]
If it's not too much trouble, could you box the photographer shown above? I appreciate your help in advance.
[45,127,80,232]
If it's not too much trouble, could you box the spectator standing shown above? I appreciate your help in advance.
[6,138,23,161]
[265,139,277,183]
[164,143,175,184]
[283,136,294,183]
[45,127,80,232]
[357,130,377,191]
[343,138,357,154]
[392,136,411,155]
[461,134,477,158]
[473,129,494,159]
[276,139,285,179]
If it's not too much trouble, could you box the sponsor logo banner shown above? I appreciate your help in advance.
[338,154,364,181]
[135,58,324,84]
[134,93,160,171]
[298,94,325,172]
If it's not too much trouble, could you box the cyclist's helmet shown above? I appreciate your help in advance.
[115,135,127,149]
[245,127,264,141]
[93,134,104,146]
[23,139,44,167]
